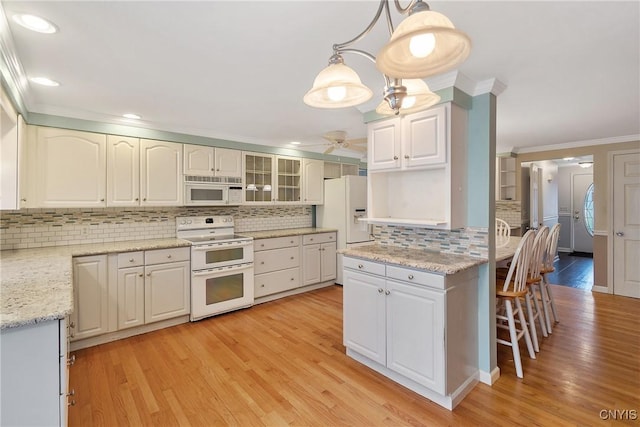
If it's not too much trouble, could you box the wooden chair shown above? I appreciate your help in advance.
[496,218,511,248]
[525,226,550,352]
[539,223,561,333]
[496,229,536,378]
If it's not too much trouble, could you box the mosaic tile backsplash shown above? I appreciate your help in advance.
[0,206,312,250]
[373,225,488,259]
[496,200,521,227]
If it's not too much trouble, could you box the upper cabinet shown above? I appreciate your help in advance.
[31,127,107,208]
[497,156,517,200]
[140,139,182,206]
[324,161,359,179]
[276,156,301,203]
[183,144,242,178]
[365,103,468,229]
[107,135,140,207]
[302,158,324,204]
[244,152,275,204]
[1,87,23,210]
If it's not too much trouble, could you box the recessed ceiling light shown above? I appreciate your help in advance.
[563,157,575,161]
[122,113,141,120]
[12,14,57,34]
[29,77,60,87]
[290,141,302,145]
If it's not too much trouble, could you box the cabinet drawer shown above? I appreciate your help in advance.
[254,235,301,251]
[254,246,300,274]
[343,256,385,276]
[303,232,336,245]
[117,251,144,268]
[386,265,445,289]
[145,247,190,265]
[254,267,300,298]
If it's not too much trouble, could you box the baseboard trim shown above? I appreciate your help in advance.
[479,367,501,385]
[592,285,610,294]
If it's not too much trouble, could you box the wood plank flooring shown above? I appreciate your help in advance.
[69,285,640,426]
[546,253,594,290]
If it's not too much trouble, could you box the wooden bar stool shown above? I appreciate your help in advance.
[496,229,536,378]
[496,218,511,248]
[540,223,561,333]
[526,226,550,352]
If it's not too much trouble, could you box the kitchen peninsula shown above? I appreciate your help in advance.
[340,243,486,410]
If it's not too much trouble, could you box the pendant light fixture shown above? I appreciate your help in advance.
[303,0,470,115]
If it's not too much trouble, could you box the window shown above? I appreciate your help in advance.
[583,183,594,236]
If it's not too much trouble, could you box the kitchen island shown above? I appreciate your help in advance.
[340,243,486,410]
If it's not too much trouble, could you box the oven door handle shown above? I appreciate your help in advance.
[191,240,253,251]
[192,264,253,276]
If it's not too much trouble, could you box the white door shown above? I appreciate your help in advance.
[214,147,242,177]
[400,104,447,169]
[107,135,140,206]
[367,117,401,171]
[530,163,542,230]
[613,152,640,298]
[302,158,324,204]
[320,242,337,282]
[572,173,594,253]
[144,261,190,323]
[140,139,183,205]
[183,144,214,176]
[302,244,321,286]
[71,255,109,340]
[117,266,145,329]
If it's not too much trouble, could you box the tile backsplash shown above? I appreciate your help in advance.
[373,225,488,258]
[496,200,521,227]
[0,206,311,250]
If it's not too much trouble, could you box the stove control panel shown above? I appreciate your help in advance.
[176,216,234,230]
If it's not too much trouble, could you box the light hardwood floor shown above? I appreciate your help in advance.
[69,285,640,426]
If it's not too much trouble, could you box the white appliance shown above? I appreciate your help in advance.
[184,176,243,206]
[176,216,254,321]
[317,175,373,284]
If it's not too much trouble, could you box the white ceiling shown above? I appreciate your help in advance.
[1,1,638,159]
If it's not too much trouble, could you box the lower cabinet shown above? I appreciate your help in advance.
[342,256,478,410]
[71,255,109,340]
[144,256,190,323]
[302,233,337,286]
[1,318,72,427]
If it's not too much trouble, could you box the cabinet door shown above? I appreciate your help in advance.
[140,139,183,205]
[320,242,337,282]
[34,127,106,207]
[276,156,301,202]
[0,91,19,210]
[214,147,242,177]
[367,118,401,171]
[244,152,275,203]
[117,266,145,329]
[183,144,214,176]
[386,279,445,394]
[343,269,386,365]
[144,261,190,323]
[401,105,447,169]
[71,255,109,340]
[107,135,140,206]
[302,158,324,204]
[302,243,321,286]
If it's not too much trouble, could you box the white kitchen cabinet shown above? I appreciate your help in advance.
[342,255,478,410]
[302,158,324,204]
[324,162,359,179]
[1,87,20,210]
[107,135,140,206]
[497,155,517,201]
[184,144,242,178]
[117,259,145,330]
[144,247,191,323]
[32,127,107,208]
[244,152,275,203]
[1,318,71,427]
[71,255,109,341]
[276,156,301,203]
[140,139,183,206]
[254,236,301,297]
[365,102,467,229]
[302,232,337,286]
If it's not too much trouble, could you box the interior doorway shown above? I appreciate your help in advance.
[572,173,594,254]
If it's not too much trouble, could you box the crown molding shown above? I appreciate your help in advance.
[426,71,507,97]
[515,134,640,154]
[0,7,29,115]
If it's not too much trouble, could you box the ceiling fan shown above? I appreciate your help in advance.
[318,130,367,155]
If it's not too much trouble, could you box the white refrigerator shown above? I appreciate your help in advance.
[317,175,373,284]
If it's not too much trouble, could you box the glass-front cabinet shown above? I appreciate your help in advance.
[276,156,301,203]
[244,152,274,203]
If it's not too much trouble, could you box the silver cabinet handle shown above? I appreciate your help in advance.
[100,198,105,202]
[135,198,139,201]
[408,274,414,280]
[147,272,151,277]
[616,232,625,237]
[260,243,265,247]
[290,277,295,281]
[290,256,294,260]
[260,284,265,288]
[404,155,409,159]
[139,274,143,277]
[385,290,390,295]
[393,156,398,160]
[129,258,134,262]
[21,198,26,202]
[358,264,363,269]
[261,261,265,265]
[167,254,172,258]
[378,288,383,293]
[143,198,147,201]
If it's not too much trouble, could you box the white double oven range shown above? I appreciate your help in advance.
[176,216,254,321]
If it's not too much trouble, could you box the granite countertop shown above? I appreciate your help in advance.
[340,243,486,275]
[239,227,337,239]
[496,236,522,262]
[0,238,190,330]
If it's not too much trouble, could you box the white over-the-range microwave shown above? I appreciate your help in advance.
[184,176,243,206]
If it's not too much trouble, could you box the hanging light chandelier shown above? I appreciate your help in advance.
[303,0,471,115]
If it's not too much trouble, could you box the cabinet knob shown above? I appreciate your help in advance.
[69,321,75,329]
[100,198,105,202]
[290,277,295,281]
[393,156,398,160]
[358,264,363,269]
[216,168,220,172]
[378,288,383,293]
[385,290,390,295]
[260,284,265,288]
[129,258,134,262]
[20,198,26,202]
[135,198,139,201]
[167,254,172,258]
[290,240,294,244]
[408,274,414,280]
[260,243,265,247]
[290,256,294,260]
[147,273,151,276]
[67,354,76,366]
[143,198,147,201]
[404,155,409,159]
[68,399,77,407]
[310,238,314,241]
[261,261,265,265]
[67,389,75,397]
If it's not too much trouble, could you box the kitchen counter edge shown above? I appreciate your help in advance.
[238,227,337,240]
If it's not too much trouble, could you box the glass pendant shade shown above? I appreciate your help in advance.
[303,62,373,108]
[376,79,440,115]
[376,10,471,78]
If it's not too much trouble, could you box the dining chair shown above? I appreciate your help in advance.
[496,229,536,378]
[496,218,511,248]
[525,226,550,352]
[539,223,561,333]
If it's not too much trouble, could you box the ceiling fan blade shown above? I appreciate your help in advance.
[348,145,367,152]
[324,145,335,154]
[323,130,347,143]
[348,138,367,146]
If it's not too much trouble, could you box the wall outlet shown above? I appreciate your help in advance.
[81,226,89,235]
